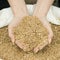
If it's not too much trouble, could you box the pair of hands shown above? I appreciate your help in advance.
[8,8,53,53]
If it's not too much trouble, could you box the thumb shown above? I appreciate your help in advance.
[48,33,53,44]
[8,26,15,45]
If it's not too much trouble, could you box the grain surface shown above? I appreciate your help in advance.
[0,23,60,60]
[13,16,48,52]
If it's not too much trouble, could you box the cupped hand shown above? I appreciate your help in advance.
[8,14,28,45]
[33,14,53,53]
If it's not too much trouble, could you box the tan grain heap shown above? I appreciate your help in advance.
[13,16,48,52]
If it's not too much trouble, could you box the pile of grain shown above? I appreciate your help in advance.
[13,16,48,52]
[0,24,60,60]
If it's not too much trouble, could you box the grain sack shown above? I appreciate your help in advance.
[13,16,48,52]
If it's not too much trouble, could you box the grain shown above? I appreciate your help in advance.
[13,16,48,52]
[0,24,60,60]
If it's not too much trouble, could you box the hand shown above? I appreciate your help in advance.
[33,14,53,53]
[8,14,28,45]
[8,0,28,45]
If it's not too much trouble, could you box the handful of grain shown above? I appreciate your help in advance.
[14,16,48,52]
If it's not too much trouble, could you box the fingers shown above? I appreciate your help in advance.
[48,31,53,44]
[15,40,29,51]
[15,40,25,49]
[33,32,53,53]
[33,40,48,53]
[8,26,15,45]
